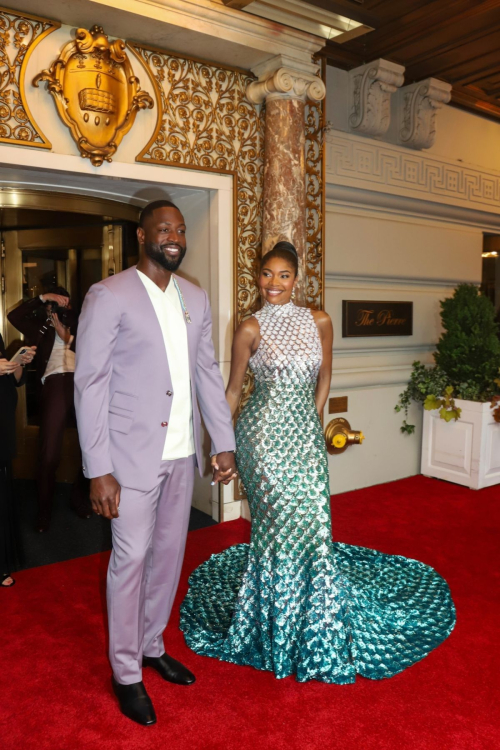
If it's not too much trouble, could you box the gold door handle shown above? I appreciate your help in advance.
[324,418,365,455]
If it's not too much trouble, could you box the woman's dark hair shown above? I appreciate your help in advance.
[260,241,298,277]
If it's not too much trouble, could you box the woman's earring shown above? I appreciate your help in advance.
[291,288,296,300]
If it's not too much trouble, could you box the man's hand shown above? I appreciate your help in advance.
[41,293,69,307]
[0,358,19,376]
[90,474,121,519]
[211,452,238,485]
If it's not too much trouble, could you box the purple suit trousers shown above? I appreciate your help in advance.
[108,456,195,683]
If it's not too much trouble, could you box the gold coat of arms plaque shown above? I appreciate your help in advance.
[33,25,154,166]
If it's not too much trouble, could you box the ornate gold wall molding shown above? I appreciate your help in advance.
[304,61,325,312]
[128,43,265,326]
[0,6,59,147]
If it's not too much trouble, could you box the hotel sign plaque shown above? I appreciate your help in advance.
[342,300,413,338]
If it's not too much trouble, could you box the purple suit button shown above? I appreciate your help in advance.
[161,421,168,427]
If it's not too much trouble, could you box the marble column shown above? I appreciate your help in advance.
[247,60,326,305]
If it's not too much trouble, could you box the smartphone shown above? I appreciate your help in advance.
[10,347,29,365]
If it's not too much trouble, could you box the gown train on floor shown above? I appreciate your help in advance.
[180,301,456,683]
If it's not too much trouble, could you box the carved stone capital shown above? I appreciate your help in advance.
[348,58,405,138]
[398,78,452,150]
[247,66,326,104]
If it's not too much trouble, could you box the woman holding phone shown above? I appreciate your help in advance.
[0,335,35,587]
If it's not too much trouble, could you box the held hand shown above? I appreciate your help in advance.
[41,293,69,307]
[0,358,20,376]
[211,452,238,485]
[90,474,121,519]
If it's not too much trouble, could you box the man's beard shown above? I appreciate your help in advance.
[144,241,187,272]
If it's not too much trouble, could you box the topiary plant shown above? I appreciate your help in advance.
[395,284,500,433]
[434,283,500,399]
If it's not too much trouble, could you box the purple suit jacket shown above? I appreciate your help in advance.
[74,266,235,491]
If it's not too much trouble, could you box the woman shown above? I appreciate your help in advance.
[0,336,36,587]
[8,288,88,532]
[180,241,455,683]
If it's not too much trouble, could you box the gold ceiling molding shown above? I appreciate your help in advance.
[0,6,59,148]
[33,25,154,167]
[128,42,265,327]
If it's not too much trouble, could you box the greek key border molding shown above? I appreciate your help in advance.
[326,130,500,213]
[0,6,59,148]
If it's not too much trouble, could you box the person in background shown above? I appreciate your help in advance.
[0,335,36,587]
[8,288,90,532]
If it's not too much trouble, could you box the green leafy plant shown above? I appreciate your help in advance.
[395,362,450,434]
[424,386,461,422]
[395,284,500,433]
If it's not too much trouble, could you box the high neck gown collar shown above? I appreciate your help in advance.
[261,300,296,316]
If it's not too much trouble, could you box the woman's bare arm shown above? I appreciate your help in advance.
[312,310,333,416]
[225,318,260,417]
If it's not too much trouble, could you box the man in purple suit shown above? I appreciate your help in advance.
[74,200,236,726]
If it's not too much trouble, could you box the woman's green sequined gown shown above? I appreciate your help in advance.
[180,301,455,683]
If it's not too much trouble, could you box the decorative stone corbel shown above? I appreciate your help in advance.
[348,58,405,138]
[397,78,452,150]
[247,55,326,104]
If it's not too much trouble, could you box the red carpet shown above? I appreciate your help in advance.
[1,476,498,750]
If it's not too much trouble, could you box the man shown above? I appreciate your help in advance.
[74,200,237,726]
[8,287,89,531]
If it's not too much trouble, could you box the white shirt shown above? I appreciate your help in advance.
[137,270,195,459]
[42,332,75,383]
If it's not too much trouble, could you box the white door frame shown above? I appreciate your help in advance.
[0,144,239,520]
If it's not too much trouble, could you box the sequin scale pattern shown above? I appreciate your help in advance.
[180,302,456,682]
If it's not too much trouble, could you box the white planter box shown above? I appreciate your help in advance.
[421,398,500,490]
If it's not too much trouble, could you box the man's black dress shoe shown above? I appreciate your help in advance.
[111,677,157,725]
[143,653,196,685]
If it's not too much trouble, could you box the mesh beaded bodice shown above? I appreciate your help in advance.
[249,301,321,386]
[180,302,456,683]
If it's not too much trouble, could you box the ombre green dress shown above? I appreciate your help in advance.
[180,301,455,683]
